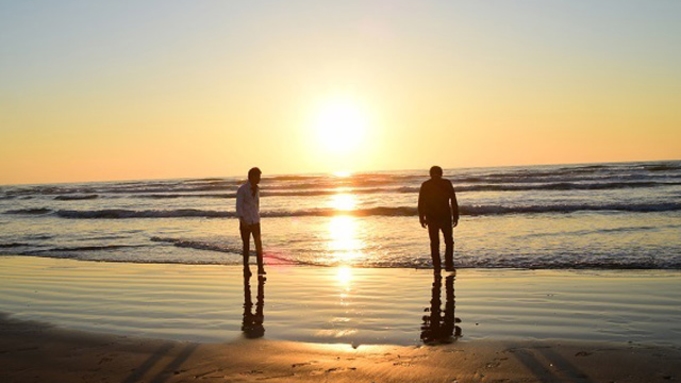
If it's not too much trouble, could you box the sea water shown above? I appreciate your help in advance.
[1,161,680,269]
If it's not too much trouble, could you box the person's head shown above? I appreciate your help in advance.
[429,166,443,179]
[248,167,262,185]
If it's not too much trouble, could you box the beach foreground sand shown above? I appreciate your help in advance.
[2,313,680,383]
[2,256,681,382]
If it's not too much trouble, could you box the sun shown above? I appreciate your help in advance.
[313,100,367,154]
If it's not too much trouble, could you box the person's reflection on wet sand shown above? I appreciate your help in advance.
[242,274,265,338]
[421,272,461,344]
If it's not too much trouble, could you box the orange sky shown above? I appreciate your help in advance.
[1,1,680,185]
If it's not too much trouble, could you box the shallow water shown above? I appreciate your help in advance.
[1,161,680,269]
[1,257,680,347]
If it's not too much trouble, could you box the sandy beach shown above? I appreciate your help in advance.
[1,255,681,382]
[2,314,681,383]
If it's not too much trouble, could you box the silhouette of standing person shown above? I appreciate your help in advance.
[236,167,265,277]
[418,166,459,272]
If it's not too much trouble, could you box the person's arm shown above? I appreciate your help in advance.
[450,181,459,227]
[236,186,244,223]
[418,184,427,228]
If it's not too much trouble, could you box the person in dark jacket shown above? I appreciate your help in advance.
[418,166,459,271]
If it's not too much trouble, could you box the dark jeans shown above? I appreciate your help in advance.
[427,219,454,269]
[240,222,264,271]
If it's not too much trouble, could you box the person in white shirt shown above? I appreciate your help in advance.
[236,167,265,276]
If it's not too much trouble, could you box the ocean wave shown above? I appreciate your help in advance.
[4,208,52,215]
[100,184,237,194]
[5,251,679,269]
[150,236,238,253]
[6,179,679,203]
[454,173,679,185]
[26,234,54,240]
[114,180,681,201]
[395,181,681,194]
[0,242,31,248]
[4,234,680,270]
[184,177,227,183]
[267,175,326,182]
[2,161,679,199]
[461,202,681,215]
[48,244,148,252]
[47,201,681,220]
[56,209,235,219]
[505,181,681,191]
[135,187,403,200]
[134,188,391,199]
[138,193,237,199]
[53,208,414,219]
[54,194,99,201]
[456,260,681,270]
[149,237,345,266]
[640,164,681,172]
[2,182,241,197]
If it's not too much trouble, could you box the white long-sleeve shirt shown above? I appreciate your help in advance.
[236,182,260,225]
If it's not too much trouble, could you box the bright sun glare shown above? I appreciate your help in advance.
[329,193,357,211]
[313,100,367,154]
[328,215,362,263]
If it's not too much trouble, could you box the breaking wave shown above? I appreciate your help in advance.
[48,244,148,252]
[4,208,52,215]
[44,202,681,219]
[54,194,99,201]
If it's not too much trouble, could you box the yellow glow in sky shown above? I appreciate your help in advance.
[1,2,680,184]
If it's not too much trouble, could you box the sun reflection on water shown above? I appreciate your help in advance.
[336,266,353,287]
[329,193,357,211]
[333,171,352,178]
[328,216,362,262]
[326,191,364,265]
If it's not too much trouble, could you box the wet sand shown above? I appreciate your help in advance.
[2,313,680,383]
[1,255,681,382]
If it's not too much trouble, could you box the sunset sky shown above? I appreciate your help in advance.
[1,1,680,184]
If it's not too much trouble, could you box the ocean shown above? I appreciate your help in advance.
[1,161,680,270]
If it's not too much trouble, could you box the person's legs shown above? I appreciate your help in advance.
[442,223,454,271]
[240,221,251,275]
[252,223,265,274]
[427,222,441,270]
[444,274,455,337]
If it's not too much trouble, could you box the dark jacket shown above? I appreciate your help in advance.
[418,178,459,223]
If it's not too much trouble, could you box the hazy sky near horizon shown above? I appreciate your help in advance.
[1,1,680,184]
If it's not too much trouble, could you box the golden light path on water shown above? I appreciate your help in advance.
[325,191,361,339]
[336,266,353,290]
[327,192,362,264]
